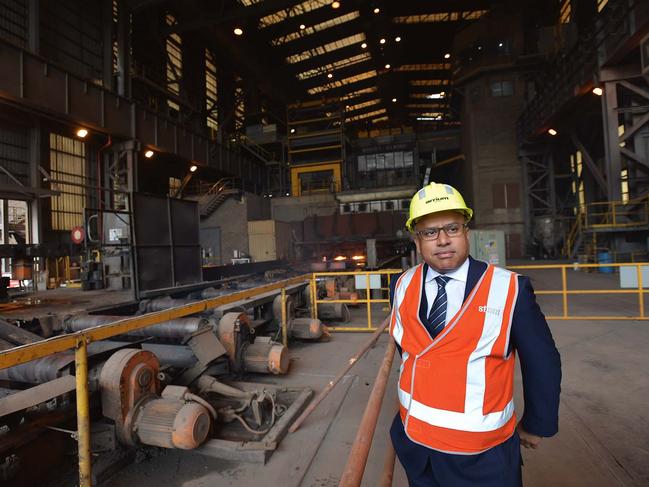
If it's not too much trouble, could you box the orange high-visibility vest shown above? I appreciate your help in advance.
[390,263,519,454]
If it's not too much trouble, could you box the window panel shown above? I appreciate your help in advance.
[49,133,86,231]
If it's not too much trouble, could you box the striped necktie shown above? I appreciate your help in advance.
[427,275,451,338]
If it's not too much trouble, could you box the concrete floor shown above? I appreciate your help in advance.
[5,267,649,486]
[103,267,649,486]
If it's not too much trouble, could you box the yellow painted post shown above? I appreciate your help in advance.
[281,288,288,347]
[311,274,317,319]
[637,264,644,319]
[75,336,92,487]
[366,272,372,329]
[386,273,392,308]
[561,266,568,318]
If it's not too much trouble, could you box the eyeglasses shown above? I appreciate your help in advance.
[415,223,467,241]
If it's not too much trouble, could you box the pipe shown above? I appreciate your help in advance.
[94,342,198,368]
[289,316,390,433]
[75,337,92,487]
[185,392,217,420]
[97,135,112,240]
[281,288,288,347]
[141,297,198,313]
[195,375,252,399]
[339,339,396,487]
[379,400,400,487]
[0,352,75,383]
[66,315,209,339]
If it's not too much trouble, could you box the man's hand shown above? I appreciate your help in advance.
[516,421,542,449]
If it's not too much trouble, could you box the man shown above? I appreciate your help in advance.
[389,182,561,486]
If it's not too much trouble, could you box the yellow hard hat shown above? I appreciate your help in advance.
[406,182,473,231]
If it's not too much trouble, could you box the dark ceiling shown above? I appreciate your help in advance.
[130,0,554,130]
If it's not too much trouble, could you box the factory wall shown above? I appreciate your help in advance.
[199,192,270,265]
[270,193,337,222]
[461,74,526,258]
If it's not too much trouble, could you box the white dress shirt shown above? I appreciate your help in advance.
[424,257,469,324]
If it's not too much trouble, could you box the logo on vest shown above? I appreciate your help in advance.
[478,305,502,316]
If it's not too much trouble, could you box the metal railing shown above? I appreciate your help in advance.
[563,195,649,256]
[2,265,648,486]
[0,274,310,487]
[509,262,649,320]
[309,270,403,331]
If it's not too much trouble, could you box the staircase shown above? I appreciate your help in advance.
[238,134,274,165]
[198,178,239,218]
[563,194,649,259]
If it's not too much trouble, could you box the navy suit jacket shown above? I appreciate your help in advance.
[389,256,561,464]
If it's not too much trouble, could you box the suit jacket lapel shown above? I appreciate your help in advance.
[464,256,488,302]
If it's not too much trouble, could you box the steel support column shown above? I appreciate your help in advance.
[601,80,623,201]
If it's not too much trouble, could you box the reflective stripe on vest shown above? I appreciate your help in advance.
[390,263,519,454]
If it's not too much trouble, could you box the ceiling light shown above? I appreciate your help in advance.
[384,63,391,69]
[331,1,341,8]
[392,98,397,102]
[233,27,243,36]
[327,73,333,78]
[144,150,154,158]
[361,42,367,49]
[299,24,306,30]
[379,38,386,44]
[189,164,198,172]
[76,128,88,138]
[548,128,558,136]
[373,8,380,14]
[444,53,451,59]
[290,128,296,134]
[395,36,401,42]
[592,87,603,96]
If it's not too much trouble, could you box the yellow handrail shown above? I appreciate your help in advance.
[0,274,311,487]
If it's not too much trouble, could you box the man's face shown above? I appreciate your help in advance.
[413,210,470,273]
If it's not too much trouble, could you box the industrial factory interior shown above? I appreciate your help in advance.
[0,0,648,486]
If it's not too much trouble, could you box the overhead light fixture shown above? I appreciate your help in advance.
[392,98,397,102]
[384,63,391,69]
[548,128,558,136]
[76,128,88,138]
[327,73,333,79]
[444,53,451,59]
[144,150,154,158]
[331,1,341,8]
[290,128,296,134]
[299,24,306,30]
[395,36,401,42]
[592,87,603,96]
[233,27,243,36]
[189,164,198,172]
[373,7,380,14]
[379,38,386,44]
[361,42,367,49]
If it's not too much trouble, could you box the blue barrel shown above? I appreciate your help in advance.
[598,251,613,273]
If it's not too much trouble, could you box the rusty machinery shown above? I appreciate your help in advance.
[0,279,337,484]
